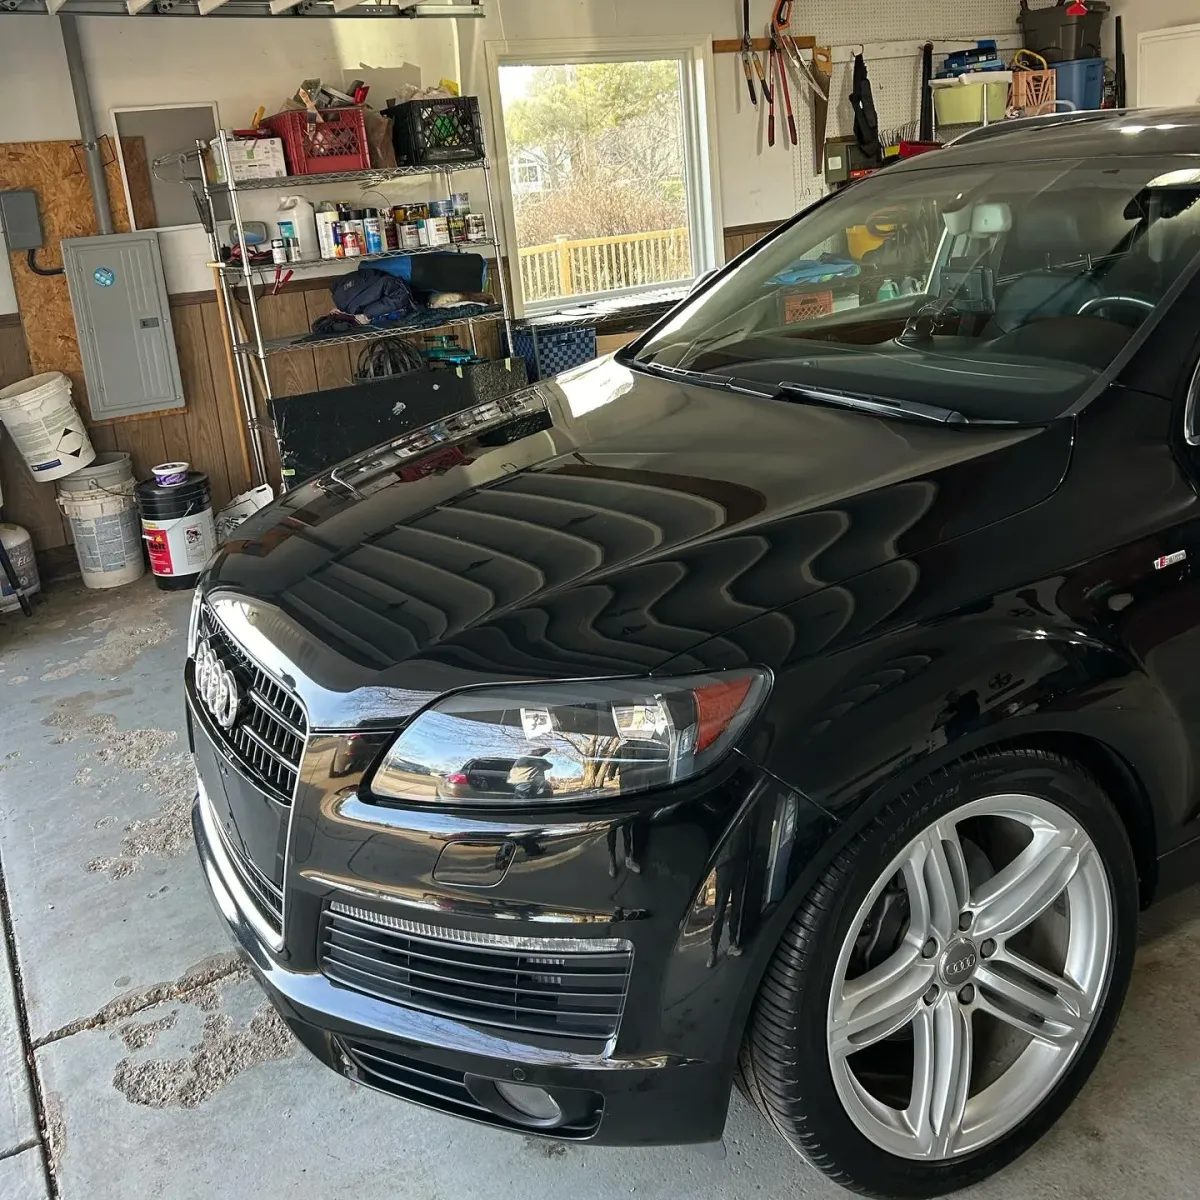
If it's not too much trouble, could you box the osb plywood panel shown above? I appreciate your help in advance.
[119,137,159,234]
[0,319,68,553]
[0,136,134,409]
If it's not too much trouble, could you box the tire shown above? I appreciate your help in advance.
[742,748,1138,1199]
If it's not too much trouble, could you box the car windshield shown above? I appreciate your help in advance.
[634,155,1200,422]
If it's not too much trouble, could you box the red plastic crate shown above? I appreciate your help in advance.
[783,289,835,324]
[262,108,370,175]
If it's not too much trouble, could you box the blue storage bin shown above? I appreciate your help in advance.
[1053,58,1105,112]
[511,325,597,381]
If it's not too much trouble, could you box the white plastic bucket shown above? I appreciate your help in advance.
[0,372,95,482]
[56,452,145,589]
[0,523,40,613]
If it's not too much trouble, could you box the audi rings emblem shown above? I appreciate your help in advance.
[194,639,241,730]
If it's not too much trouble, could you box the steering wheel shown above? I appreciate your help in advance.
[1076,294,1156,321]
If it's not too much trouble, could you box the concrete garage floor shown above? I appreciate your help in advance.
[1,579,1199,1200]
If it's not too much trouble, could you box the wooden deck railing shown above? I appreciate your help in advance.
[518,228,692,302]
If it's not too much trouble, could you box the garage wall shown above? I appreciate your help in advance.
[0,13,459,313]
[457,0,1022,231]
[1103,0,1200,106]
[1,0,1028,315]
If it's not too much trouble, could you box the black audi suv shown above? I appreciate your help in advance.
[188,110,1200,1197]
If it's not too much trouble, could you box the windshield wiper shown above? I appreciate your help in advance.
[630,359,767,396]
[772,382,970,425]
[635,362,972,425]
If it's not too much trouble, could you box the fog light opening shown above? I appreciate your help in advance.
[494,1081,563,1124]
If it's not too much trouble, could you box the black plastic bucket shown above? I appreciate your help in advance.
[134,473,216,591]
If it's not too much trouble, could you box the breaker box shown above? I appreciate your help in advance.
[62,232,184,420]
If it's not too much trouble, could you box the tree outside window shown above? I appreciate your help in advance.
[498,59,695,304]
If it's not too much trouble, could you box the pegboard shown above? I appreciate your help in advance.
[786,0,1023,210]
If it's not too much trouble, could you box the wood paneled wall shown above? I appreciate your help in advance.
[0,217,784,558]
[723,220,779,260]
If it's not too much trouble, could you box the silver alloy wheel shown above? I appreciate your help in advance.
[826,793,1113,1161]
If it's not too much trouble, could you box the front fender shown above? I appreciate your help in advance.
[673,608,1184,1070]
[666,574,1189,887]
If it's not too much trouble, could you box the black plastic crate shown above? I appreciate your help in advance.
[384,96,485,166]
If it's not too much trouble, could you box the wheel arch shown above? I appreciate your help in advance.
[720,723,1162,1074]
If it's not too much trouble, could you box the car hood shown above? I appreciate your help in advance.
[205,357,1071,726]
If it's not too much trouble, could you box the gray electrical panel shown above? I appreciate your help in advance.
[62,232,185,420]
[0,191,43,251]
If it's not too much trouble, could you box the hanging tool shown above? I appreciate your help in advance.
[768,2,798,148]
[742,0,771,107]
[271,266,294,296]
[811,46,832,174]
[919,42,934,142]
[772,0,828,104]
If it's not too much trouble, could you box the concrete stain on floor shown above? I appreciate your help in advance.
[39,690,194,880]
[35,591,178,683]
[112,999,294,1110]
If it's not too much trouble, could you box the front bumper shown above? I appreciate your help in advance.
[197,786,740,1145]
[190,691,833,1146]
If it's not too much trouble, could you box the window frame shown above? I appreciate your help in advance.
[484,35,724,317]
[110,102,222,234]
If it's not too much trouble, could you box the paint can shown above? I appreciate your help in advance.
[0,523,40,614]
[0,371,95,482]
[135,472,216,591]
[57,453,145,589]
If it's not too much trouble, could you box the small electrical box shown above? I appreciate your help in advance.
[0,190,44,252]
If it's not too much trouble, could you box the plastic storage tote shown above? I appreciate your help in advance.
[1052,58,1105,111]
[1019,0,1109,64]
[931,76,1012,125]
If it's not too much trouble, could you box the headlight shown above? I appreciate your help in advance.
[369,669,770,805]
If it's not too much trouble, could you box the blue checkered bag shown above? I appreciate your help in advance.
[511,326,597,381]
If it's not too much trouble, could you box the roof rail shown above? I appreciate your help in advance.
[946,108,1138,148]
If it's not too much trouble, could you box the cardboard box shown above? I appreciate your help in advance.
[211,137,288,183]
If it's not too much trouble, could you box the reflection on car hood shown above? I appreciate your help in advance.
[205,358,1070,718]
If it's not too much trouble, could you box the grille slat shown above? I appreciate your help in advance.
[341,1041,601,1138]
[327,926,629,985]
[326,911,629,974]
[321,907,632,1051]
[196,606,307,802]
[324,948,624,1015]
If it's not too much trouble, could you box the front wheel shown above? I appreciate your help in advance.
[740,749,1138,1198]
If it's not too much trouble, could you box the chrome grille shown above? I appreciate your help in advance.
[321,903,632,1051]
[195,605,307,801]
[217,819,284,934]
[341,1041,600,1137]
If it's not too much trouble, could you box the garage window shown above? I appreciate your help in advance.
[488,39,721,312]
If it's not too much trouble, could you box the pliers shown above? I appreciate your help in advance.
[742,0,772,107]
